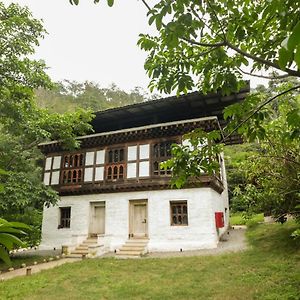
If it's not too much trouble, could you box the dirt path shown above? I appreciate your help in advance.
[0,258,80,281]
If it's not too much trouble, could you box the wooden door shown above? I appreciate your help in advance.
[133,204,147,237]
[90,205,105,235]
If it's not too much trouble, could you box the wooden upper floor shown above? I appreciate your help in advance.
[40,86,250,195]
[41,117,224,195]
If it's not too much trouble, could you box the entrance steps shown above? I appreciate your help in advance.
[116,239,148,258]
[67,237,102,258]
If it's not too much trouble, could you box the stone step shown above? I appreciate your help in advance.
[121,244,145,248]
[77,246,89,250]
[71,249,89,254]
[66,254,83,258]
[125,240,148,244]
[123,242,148,247]
[120,245,146,251]
[82,240,98,245]
[116,255,141,259]
[117,250,142,256]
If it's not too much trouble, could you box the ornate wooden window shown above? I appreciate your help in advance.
[61,153,84,184]
[108,149,124,163]
[170,201,188,226]
[106,148,125,180]
[153,141,175,176]
[59,207,71,228]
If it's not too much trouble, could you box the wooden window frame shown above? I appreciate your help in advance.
[105,147,126,181]
[152,140,177,176]
[58,207,71,229]
[61,153,84,185]
[170,201,188,226]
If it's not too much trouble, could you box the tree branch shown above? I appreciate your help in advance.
[206,0,226,40]
[252,155,300,166]
[222,84,300,142]
[141,0,151,11]
[182,37,225,48]
[190,5,220,38]
[141,0,225,48]
[237,67,290,80]
[226,41,300,77]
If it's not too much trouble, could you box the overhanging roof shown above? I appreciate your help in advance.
[91,82,250,133]
[39,83,250,153]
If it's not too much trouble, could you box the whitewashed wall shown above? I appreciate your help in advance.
[210,153,230,238]
[40,187,224,251]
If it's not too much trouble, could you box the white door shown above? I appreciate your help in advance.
[133,204,147,237]
[90,206,105,235]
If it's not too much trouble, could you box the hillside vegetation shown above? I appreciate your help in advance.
[35,81,160,113]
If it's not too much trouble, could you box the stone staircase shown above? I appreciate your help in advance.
[68,236,101,258]
[116,239,148,258]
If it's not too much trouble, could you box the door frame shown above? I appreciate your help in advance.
[129,199,148,238]
[89,201,105,237]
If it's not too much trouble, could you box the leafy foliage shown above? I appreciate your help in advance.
[224,144,259,212]
[137,0,300,94]
[161,129,223,188]
[35,81,159,114]
[225,80,300,223]
[0,218,30,265]
[0,3,94,249]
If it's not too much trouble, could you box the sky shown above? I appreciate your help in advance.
[5,0,156,92]
[4,0,267,92]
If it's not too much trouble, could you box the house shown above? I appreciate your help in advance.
[39,85,249,256]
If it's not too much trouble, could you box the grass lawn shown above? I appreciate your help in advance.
[0,222,299,300]
[230,212,264,225]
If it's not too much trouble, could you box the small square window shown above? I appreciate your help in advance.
[170,201,188,226]
[59,207,71,229]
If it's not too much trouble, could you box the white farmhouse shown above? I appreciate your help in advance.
[39,86,249,256]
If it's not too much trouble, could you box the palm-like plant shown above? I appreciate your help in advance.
[0,218,30,265]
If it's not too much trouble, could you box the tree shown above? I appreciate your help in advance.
[225,79,300,221]
[71,0,300,93]
[0,3,94,249]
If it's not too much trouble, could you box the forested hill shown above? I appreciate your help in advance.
[35,80,159,113]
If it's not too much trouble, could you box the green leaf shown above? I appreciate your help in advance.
[69,0,79,5]
[107,0,114,7]
[0,233,24,250]
[295,44,300,69]
[0,247,11,266]
[278,47,292,70]
[148,15,156,26]
[0,227,27,235]
[8,222,31,230]
[287,21,300,51]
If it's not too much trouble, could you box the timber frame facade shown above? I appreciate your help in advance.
[39,84,250,254]
[40,117,224,195]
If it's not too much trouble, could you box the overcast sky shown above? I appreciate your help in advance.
[4,0,156,91]
[5,0,267,92]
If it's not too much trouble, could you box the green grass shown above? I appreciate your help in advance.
[0,255,52,272]
[0,222,299,300]
[230,212,264,225]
